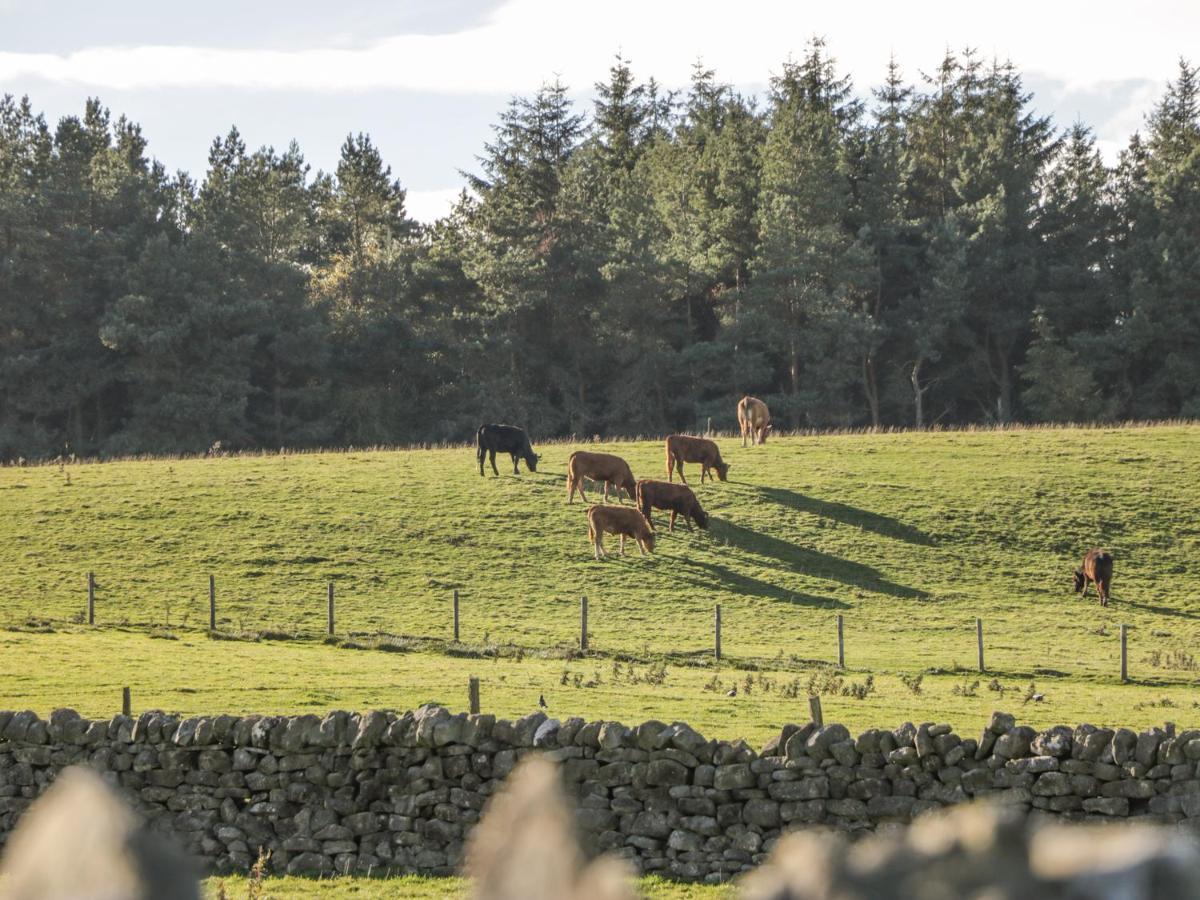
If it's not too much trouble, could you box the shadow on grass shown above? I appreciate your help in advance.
[1118,598,1200,621]
[656,556,849,608]
[754,486,933,546]
[710,518,927,600]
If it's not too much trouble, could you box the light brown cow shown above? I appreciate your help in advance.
[636,479,709,532]
[737,395,771,446]
[665,435,729,484]
[566,451,637,504]
[587,506,656,559]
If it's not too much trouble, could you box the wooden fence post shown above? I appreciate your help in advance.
[327,582,335,636]
[714,604,722,661]
[836,614,845,669]
[976,618,985,672]
[808,695,823,727]
[122,687,131,717]
[453,590,460,642]
[209,574,216,631]
[706,417,713,437]
[1120,624,1128,682]
[468,677,480,715]
[580,596,588,651]
[87,572,95,626]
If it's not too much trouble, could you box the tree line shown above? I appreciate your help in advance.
[2,43,1198,459]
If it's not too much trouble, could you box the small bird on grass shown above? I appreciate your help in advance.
[538,694,547,709]
[726,685,737,697]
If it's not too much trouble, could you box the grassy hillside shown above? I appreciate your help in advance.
[3,425,1200,738]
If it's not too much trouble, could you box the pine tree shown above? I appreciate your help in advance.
[749,40,873,427]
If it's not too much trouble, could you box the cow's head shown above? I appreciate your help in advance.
[715,462,730,482]
[693,506,710,530]
[761,424,772,443]
[524,452,540,472]
[1073,568,1085,593]
[643,529,656,553]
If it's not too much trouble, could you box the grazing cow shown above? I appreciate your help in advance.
[567,451,637,504]
[665,435,729,484]
[737,395,772,446]
[477,424,539,476]
[587,506,655,559]
[636,479,709,532]
[1074,549,1114,607]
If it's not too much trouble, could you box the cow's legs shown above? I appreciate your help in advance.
[669,510,677,533]
[602,481,610,503]
[489,450,500,476]
[619,535,626,556]
[676,459,687,485]
[511,453,520,475]
[637,539,646,557]
[478,447,486,476]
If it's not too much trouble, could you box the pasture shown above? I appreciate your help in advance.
[1,424,1199,737]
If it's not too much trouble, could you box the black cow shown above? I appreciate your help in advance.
[477,424,539,476]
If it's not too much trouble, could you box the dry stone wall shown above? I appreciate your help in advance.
[1,706,1197,883]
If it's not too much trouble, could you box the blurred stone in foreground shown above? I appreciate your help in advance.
[0,766,199,900]
[742,801,1200,899]
[466,755,634,900]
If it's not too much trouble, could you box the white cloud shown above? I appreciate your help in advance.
[0,0,1194,96]
[405,187,463,224]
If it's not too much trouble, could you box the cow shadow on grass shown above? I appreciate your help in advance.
[753,486,933,546]
[655,555,848,608]
[1117,598,1200,621]
[710,518,927,600]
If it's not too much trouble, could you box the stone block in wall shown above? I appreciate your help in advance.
[867,796,914,820]
[1100,779,1155,800]
[1081,796,1130,816]
[713,764,754,791]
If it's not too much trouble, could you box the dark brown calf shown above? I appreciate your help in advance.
[636,479,709,532]
[1074,549,1114,607]
[587,506,655,559]
[567,451,637,504]
[665,435,729,484]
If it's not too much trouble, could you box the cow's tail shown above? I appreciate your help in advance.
[566,453,577,501]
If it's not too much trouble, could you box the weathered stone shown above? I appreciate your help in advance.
[713,764,755,791]
[1082,797,1129,816]
[742,799,780,828]
[645,758,688,786]
[767,777,828,801]
[1031,772,1072,796]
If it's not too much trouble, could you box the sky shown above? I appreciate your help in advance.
[1,0,1196,222]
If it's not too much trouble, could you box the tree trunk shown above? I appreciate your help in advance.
[863,354,881,429]
[911,357,926,430]
[273,364,283,447]
[789,337,802,429]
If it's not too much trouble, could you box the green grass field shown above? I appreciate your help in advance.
[4,425,1200,897]
[2,425,1200,738]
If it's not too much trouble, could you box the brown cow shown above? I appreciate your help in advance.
[737,395,771,446]
[1074,549,1114,607]
[636,479,709,532]
[587,506,655,559]
[665,435,729,484]
[566,451,637,504]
